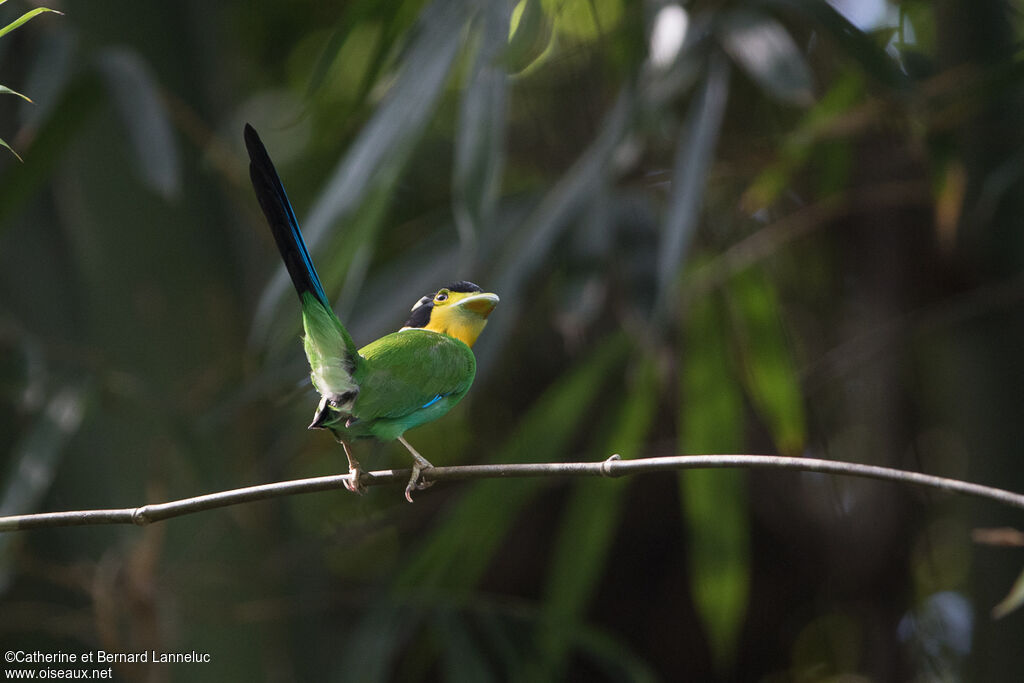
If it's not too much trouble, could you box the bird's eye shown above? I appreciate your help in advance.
[434,291,449,302]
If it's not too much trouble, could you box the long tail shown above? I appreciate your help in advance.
[245,124,361,416]
[244,123,330,309]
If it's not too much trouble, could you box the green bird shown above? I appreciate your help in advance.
[245,124,499,501]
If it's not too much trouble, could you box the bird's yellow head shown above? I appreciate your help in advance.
[402,281,499,348]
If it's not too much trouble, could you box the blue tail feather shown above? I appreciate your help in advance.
[244,124,330,309]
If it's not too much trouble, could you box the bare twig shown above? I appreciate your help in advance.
[1,453,1022,532]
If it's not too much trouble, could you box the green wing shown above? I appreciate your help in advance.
[352,329,476,423]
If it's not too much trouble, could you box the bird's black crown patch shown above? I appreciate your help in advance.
[445,281,483,293]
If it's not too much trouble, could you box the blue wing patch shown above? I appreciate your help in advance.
[421,394,443,409]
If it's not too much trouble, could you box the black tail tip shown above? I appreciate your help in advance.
[243,123,265,159]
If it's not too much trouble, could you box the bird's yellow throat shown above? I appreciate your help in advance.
[420,291,499,347]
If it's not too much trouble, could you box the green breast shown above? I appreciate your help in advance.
[328,329,476,441]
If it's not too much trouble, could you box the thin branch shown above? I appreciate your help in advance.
[2,453,1023,532]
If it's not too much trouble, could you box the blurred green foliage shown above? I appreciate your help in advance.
[0,2,60,159]
[2,0,1024,680]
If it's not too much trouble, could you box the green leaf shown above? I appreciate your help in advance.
[725,267,806,455]
[298,0,467,244]
[252,0,470,341]
[305,0,419,109]
[657,52,730,314]
[0,70,103,235]
[307,0,392,99]
[680,292,750,671]
[532,355,660,680]
[720,8,813,106]
[993,566,1024,619]
[320,178,396,323]
[0,7,62,40]
[0,84,31,102]
[475,87,633,372]
[0,135,22,162]
[496,0,553,74]
[95,48,180,199]
[743,71,863,208]
[453,1,508,264]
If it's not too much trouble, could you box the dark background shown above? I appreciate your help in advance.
[2,0,1023,680]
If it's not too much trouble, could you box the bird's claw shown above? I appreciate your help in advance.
[338,441,366,495]
[397,435,434,502]
[343,465,367,495]
[404,463,434,503]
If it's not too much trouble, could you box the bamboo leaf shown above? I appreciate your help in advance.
[453,0,509,264]
[496,0,553,74]
[656,51,729,314]
[253,0,471,340]
[680,291,750,671]
[95,48,180,199]
[0,84,31,102]
[993,566,1024,619]
[476,88,633,371]
[0,386,87,516]
[17,26,76,129]
[743,71,863,209]
[0,7,61,40]
[294,0,468,247]
[720,9,813,106]
[344,230,460,342]
[305,0,419,110]
[0,384,89,591]
[305,0,405,100]
[0,135,21,162]
[532,355,659,679]
[726,267,806,455]
[0,71,103,234]
[305,20,359,100]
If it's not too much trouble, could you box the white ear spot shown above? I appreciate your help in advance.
[410,295,431,312]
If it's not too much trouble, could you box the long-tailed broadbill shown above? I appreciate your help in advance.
[244,124,498,501]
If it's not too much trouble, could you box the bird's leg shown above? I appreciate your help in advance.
[338,439,366,494]
[397,436,434,502]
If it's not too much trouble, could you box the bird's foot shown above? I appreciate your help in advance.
[398,436,434,503]
[404,461,434,503]
[340,440,366,495]
[345,465,367,495]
